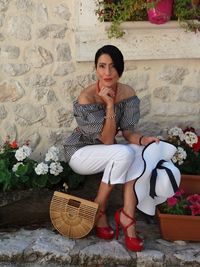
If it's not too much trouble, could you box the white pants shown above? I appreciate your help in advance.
[69,144,144,184]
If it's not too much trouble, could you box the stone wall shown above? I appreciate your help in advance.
[0,0,200,161]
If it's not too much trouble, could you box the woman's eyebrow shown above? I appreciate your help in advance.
[98,62,113,65]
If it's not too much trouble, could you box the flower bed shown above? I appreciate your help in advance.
[0,137,85,192]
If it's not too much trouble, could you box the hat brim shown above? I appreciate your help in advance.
[133,140,181,215]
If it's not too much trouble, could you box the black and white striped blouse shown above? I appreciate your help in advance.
[64,95,140,162]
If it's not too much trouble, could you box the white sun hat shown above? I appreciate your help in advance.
[133,140,181,216]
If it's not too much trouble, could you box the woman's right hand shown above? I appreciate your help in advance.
[97,86,115,107]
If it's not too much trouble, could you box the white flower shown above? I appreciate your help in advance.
[184,131,198,147]
[172,146,187,165]
[63,182,68,191]
[168,127,185,141]
[49,162,63,176]
[12,162,24,172]
[35,162,49,175]
[15,145,32,161]
[45,146,59,162]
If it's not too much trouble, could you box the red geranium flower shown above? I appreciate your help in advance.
[167,197,177,207]
[187,194,200,204]
[10,140,18,149]
[183,127,196,133]
[193,136,200,152]
[174,189,184,197]
[190,204,200,216]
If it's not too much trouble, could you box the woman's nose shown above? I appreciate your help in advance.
[105,66,111,75]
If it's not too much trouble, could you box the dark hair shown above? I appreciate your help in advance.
[95,45,124,77]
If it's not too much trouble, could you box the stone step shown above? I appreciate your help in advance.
[0,220,199,267]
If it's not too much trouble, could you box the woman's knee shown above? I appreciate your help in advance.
[114,145,135,162]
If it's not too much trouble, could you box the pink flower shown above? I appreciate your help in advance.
[187,194,200,204]
[174,189,184,197]
[190,204,200,216]
[167,197,177,207]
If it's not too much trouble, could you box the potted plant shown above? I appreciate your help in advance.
[173,0,200,33]
[95,0,151,38]
[164,126,200,194]
[157,189,200,241]
[147,0,174,24]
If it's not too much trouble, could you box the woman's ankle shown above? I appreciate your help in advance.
[120,210,137,238]
[96,210,109,227]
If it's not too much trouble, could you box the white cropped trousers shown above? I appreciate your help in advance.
[69,144,144,184]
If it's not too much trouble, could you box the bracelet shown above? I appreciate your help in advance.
[104,114,116,119]
[139,135,144,146]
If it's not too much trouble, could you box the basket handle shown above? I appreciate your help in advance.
[68,198,81,208]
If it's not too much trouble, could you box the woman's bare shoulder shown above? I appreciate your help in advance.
[117,83,136,101]
[78,84,96,104]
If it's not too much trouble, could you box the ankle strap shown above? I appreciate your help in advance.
[121,209,135,221]
[121,209,136,230]
[98,209,106,218]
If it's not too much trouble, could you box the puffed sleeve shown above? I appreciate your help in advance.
[119,96,140,132]
[73,101,105,141]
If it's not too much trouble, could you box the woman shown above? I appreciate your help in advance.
[64,45,159,251]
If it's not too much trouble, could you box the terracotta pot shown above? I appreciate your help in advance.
[157,209,200,241]
[179,174,200,195]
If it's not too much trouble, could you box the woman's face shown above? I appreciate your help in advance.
[96,54,119,88]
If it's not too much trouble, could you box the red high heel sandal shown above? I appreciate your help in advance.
[114,208,144,252]
[95,210,114,240]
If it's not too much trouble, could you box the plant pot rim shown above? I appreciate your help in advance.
[157,208,200,219]
[181,174,200,177]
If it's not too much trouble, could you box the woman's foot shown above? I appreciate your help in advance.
[114,208,144,251]
[95,210,114,240]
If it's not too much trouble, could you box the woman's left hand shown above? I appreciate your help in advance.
[140,136,160,146]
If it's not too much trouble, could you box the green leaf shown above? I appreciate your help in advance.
[67,172,85,189]
[15,164,29,176]
[0,170,12,191]
[0,159,8,170]
[34,174,48,188]
[19,175,29,183]
[48,175,61,185]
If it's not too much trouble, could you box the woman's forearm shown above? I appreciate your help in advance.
[123,130,142,145]
[99,106,116,144]
[123,130,160,146]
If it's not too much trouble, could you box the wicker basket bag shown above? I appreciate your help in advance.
[50,191,99,239]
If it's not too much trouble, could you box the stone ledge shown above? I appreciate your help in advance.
[77,1,200,61]
[0,174,124,228]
